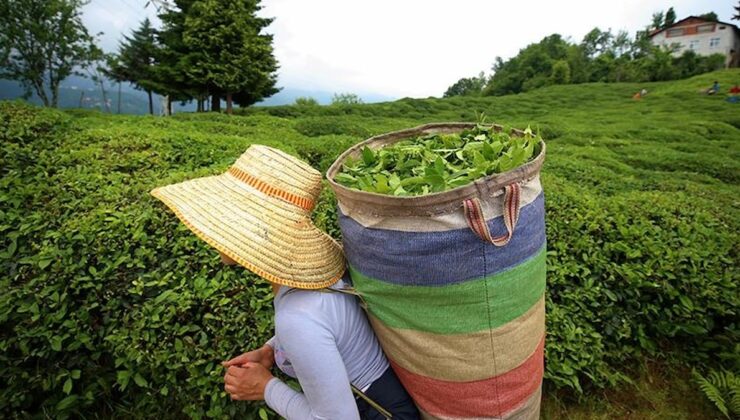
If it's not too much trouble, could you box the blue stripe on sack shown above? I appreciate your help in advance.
[339,192,546,286]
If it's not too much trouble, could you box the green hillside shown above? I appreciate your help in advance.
[1,70,738,418]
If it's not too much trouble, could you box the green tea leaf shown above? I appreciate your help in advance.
[361,146,376,166]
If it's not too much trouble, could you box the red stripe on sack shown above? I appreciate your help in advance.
[505,185,515,233]
[513,184,521,225]
[227,167,314,211]
[390,335,544,418]
[473,199,493,242]
[469,199,489,241]
[463,200,480,238]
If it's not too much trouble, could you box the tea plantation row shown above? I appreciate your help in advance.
[1,70,738,418]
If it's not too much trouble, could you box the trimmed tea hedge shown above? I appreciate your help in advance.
[1,70,738,418]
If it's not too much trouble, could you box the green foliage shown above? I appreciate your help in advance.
[335,125,540,195]
[107,18,161,114]
[0,0,102,107]
[698,12,719,22]
[692,369,740,418]
[1,69,739,416]
[484,23,730,96]
[651,11,665,31]
[551,60,571,85]
[444,72,487,97]
[331,93,364,105]
[294,117,370,139]
[182,0,279,112]
[294,97,319,106]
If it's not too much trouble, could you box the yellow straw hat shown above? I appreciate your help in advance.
[150,145,345,289]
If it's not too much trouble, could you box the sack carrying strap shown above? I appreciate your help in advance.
[463,183,521,247]
[351,384,393,419]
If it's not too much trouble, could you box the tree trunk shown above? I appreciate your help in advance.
[166,96,172,116]
[226,92,233,115]
[147,91,153,115]
[117,82,122,114]
[211,94,221,112]
[197,98,203,112]
[35,80,50,107]
[51,82,59,108]
[99,79,110,113]
[79,91,85,108]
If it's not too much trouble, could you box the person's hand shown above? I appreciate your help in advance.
[224,362,274,401]
[222,345,274,370]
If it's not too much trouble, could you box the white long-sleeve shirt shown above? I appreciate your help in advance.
[264,279,389,420]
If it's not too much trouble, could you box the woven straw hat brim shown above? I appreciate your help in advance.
[151,172,345,289]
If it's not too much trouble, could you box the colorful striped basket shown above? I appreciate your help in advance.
[327,123,547,420]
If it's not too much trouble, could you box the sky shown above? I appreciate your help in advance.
[82,0,736,99]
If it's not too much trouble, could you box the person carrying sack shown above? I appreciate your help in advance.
[150,145,419,420]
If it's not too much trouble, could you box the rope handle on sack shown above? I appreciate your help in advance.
[463,183,521,247]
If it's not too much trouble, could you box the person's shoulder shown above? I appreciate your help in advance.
[275,290,326,324]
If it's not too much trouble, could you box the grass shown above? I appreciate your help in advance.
[542,361,716,419]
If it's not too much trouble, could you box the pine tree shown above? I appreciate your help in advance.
[155,0,201,113]
[108,18,160,114]
[183,0,279,114]
[651,11,664,31]
[664,7,676,28]
[734,1,739,20]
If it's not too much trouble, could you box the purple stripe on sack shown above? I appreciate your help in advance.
[339,193,546,286]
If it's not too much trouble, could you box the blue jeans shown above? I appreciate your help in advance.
[356,367,420,420]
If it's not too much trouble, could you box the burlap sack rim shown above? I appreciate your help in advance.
[326,122,547,217]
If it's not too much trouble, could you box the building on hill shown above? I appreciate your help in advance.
[649,16,740,67]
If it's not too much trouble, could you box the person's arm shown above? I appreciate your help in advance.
[265,312,359,420]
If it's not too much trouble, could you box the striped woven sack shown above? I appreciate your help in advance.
[327,123,547,420]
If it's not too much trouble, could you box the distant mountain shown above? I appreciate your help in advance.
[0,76,195,114]
[0,76,396,113]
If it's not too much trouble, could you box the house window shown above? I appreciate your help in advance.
[719,26,726,30]
[697,24,715,33]
[709,38,721,48]
[689,40,700,50]
[667,28,684,37]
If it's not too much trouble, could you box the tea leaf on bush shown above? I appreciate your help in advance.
[63,378,73,395]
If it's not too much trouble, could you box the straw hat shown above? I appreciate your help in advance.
[151,145,345,289]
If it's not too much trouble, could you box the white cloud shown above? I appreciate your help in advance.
[82,0,734,99]
[259,0,733,97]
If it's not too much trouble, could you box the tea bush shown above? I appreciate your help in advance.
[293,117,370,138]
[1,69,738,418]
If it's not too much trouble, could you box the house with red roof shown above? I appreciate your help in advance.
[649,16,740,67]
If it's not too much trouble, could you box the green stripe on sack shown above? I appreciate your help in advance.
[350,246,546,335]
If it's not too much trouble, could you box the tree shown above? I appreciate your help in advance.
[331,93,363,105]
[108,18,161,114]
[651,11,664,31]
[664,7,676,28]
[581,28,613,58]
[698,12,718,22]
[550,60,571,84]
[87,55,112,112]
[444,72,487,97]
[484,34,570,96]
[183,0,279,114]
[155,0,201,113]
[0,0,101,107]
[734,1,739,20]
[294,97,319,106]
